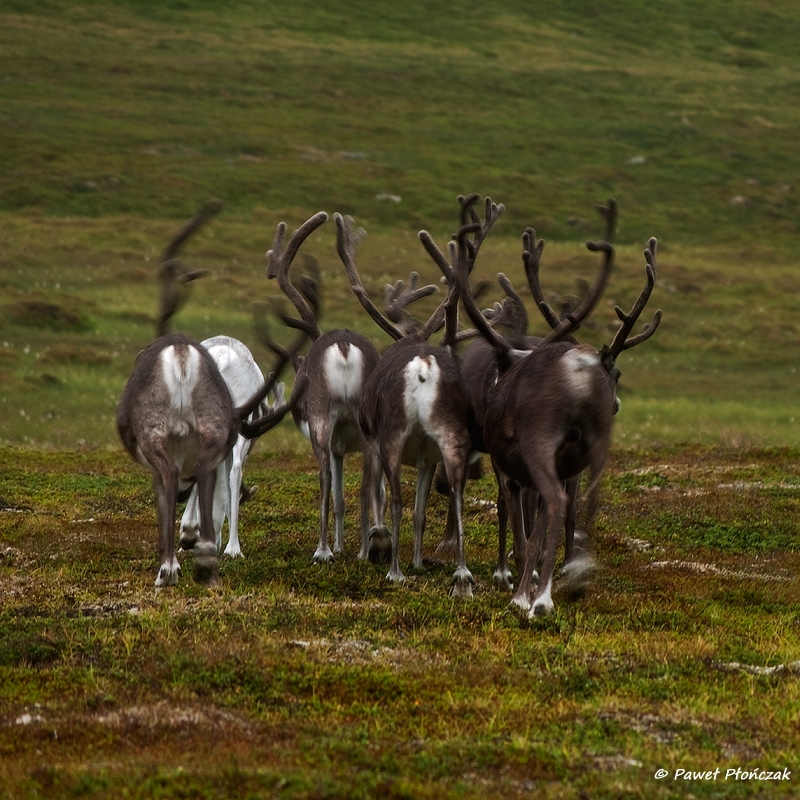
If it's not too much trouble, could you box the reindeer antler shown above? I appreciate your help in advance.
[416,195,505,347]
[523,199,617,345]
[238,356,309,440]
[253,299,314,373]
[266,211,328,341]
[336,212,446,342]
[383,271,439,335]
[156,200,222,337]
[606,237,662,359]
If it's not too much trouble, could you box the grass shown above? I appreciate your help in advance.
[1,445,799,799]
[2,0,800,448]
[2,1,800,796]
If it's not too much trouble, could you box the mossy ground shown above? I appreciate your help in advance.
[1,445,798,799]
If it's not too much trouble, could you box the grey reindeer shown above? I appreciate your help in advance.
[337,210,482,596]
[257,211,394,564]
[117,202,303,586]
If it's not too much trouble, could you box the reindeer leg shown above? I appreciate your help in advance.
[211,456,230,554]
[224,444,244,558]
[384,454,405,583]
[530,478,568,617]
[178,486,200,551]
[331,451,345,555]
[412,463,435,570]
[365,443,390,564]
[435,501,458,562]
[193,467,219,586]
[442,452,474,598]
[563,475,578,566]
[312,441,335,564]
[493,489,512,590]
[434,462,458,560]
[139,440,182,587]
[562,455,603,598]
[153,465,181,587]
[509,483,541,612]
[358,450,371,560]
[492,462,514,590]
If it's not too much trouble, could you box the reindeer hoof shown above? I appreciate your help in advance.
[179,528,199,550]
[193,542,219,586]
[386,567,405,584]
[561,554,595,602]
[367,526,392,565]
[240,484,258,504]
[531,599,555,618]
[312,547,335,564]
[155,560,181,587]
[450,568,475,598]
[492,569,514,591]
[509,594,532,613]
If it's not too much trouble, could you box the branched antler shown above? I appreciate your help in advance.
[384,271,439,335]
[156,200,222,337]
[416,195,505,347]
[523,199,617,344]
[606,237,662,358]
[336,212,444,342]
[266,212,328,341]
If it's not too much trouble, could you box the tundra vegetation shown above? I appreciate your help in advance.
[1,1,800,798]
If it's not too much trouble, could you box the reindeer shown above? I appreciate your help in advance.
[335,210,486,596]
[424,198,542,590]
[453,197,661,616]
[116,202,301,586]
[450,199,617,590]
[257,212,398,564]
[178,334,286,558]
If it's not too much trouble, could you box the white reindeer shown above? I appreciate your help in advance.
[178,335,285,558]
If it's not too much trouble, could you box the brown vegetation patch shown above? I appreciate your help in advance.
[39,344,112,366]
[6,297,93,332]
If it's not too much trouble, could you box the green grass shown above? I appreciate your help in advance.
[2,1,800,448]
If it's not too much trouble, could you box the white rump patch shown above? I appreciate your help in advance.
[324,344,365,402]
[403,355,441,429]
[561,347,600,397]
[160,345,201,435]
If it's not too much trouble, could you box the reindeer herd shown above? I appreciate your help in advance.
[116,194,661,618]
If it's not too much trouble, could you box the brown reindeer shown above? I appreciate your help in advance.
[117,202,302,586]
[453,198,661,616]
